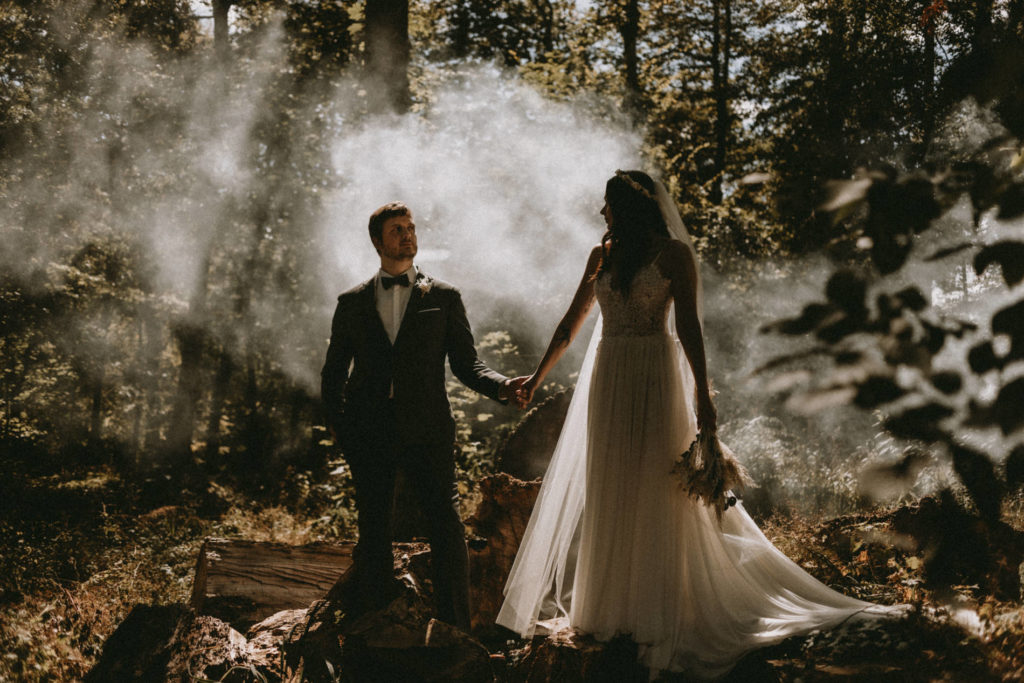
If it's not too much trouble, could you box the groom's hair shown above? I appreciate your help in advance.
[368,202,411,246]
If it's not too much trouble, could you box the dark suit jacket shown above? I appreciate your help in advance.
[321,270,508,450]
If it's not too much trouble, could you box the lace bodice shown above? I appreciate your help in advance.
[595,262,672,337]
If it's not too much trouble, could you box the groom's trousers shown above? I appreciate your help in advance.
[344,413,471,631]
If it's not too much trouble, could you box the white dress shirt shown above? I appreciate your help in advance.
[375,265,417,345]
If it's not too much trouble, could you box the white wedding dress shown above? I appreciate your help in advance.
[497,258,897,679]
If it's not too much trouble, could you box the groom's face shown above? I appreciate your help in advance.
[375,213,418,261]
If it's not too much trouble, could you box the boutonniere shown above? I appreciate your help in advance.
[415,277,433,296]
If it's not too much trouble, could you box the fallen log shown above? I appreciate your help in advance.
[190,538,355,631]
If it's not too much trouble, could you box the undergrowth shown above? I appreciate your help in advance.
[2,456,1023,681]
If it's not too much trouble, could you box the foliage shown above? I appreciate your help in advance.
[0,0,351,488]
[2,0,1020,491]
[448,329,532,489]
[0,457,352,681]
[763,99,1024,592]
[1,1,1024,675]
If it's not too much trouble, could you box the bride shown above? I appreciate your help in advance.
[496,170,895,679]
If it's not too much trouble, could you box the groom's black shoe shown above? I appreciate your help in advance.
[329,566,404,618]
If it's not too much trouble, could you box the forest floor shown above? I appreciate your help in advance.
[2,456,1023,682]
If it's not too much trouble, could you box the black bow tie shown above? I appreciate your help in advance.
[381,273,412,290]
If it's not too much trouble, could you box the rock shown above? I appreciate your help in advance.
[497,389,573,480]
[164,615,255,682]
[85,604,190,682]
[336,617,493,683]
[245,608,309,675]
[466,474,541,633]
[509,627,647,683]
[86,604,280,683]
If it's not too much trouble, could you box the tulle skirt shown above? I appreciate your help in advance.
[569,332,891,678]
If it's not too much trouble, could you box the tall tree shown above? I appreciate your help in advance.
[919,0,944,153]
[365,0,411,113]
[213,0,234,62]
[974,0,996,60]
[534,0,556,54]
[709,0,732,205]
[619,0,641,112]
[1010,0,1024,35]
[427,0,576,67]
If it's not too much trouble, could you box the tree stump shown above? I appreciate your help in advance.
[466,473,541,632]
[285,543,495,682]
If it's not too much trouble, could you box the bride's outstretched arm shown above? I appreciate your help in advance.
[515,245,602,405]
[661,240,717,434]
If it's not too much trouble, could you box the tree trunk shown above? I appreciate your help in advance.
[166,235,219,469]
[213,0,232,62]
[167,323,204,465]
[1010,0,1024,37]
[365,0,411,113]
[3,368,11,438]
[824,4,850,176]
[974,0,995,60]
[533,0,555,55]
[233,202,273,468]
[449,3,471,58]
[141,303,164,454]
[619,0,641,113]
[89,366,104,446]
[710,0,732,205]
[131,317,144,462]
[172,2,236,469]
[241,349,268,472]
[205,348,233,457]
[921,1,937,153]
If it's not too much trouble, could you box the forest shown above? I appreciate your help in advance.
[1,0,1024,680]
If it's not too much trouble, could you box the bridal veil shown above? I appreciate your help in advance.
[496,179,700,635]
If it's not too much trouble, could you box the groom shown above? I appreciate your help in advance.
[321,201,519,630]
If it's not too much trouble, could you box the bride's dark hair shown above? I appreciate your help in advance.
[598,170,669,295]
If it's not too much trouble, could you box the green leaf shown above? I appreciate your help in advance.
[854,376,905,408]
[974,242,1024,287]
[967,341,1003,374]
[996,183,1024,220]
[950,443,1003,523]
[883,403,954,443]
[992,300,1024,347]
[767,303,835,335]
[924,242,975,261]
[894,287,928,312]
[816,312,864,344]
[930,372,962,395]
[993,378,1024,435]
[825,270,868,315]
[820,177,872,215]
[1006,445,1024,489]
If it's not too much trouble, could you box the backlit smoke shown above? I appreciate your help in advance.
[318,64,641,331]
[3,9,1011,513]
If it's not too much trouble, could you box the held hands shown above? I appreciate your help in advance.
[507,375,537,409]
